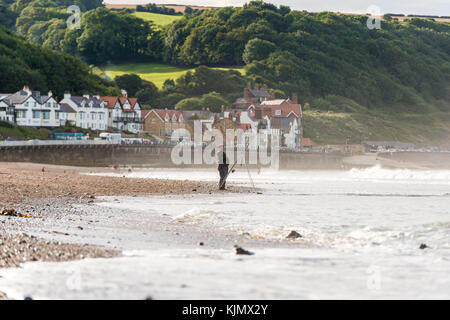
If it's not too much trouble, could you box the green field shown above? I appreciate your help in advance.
[132,12,182,27]
[101,63,246,88]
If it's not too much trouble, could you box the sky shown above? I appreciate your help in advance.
[104,0,450,16]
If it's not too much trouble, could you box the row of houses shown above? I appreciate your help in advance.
[141,85,303,149]
[0,86,142,133]
[1,85,304,149]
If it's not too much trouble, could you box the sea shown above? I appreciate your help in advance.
[0,166,449,299]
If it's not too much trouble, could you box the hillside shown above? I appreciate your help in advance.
[0,25,118,98]
[100,63,245,88]
[302,110,450,147]
[163,2,450,114]
[132,11,182,27]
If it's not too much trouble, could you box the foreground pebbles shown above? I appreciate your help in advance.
[0,233,119,268]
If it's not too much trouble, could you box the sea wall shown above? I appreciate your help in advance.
[0,144,345,169]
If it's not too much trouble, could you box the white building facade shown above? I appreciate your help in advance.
[60,93,108,131]
[1,87,60,128]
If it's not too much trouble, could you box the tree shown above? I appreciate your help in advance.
[242,38,276,64]
[114,74,143,97]
[175,97,203,110]
[200,92,228,112]
[136,81,159,106]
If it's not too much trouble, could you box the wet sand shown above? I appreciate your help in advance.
[0,162,249,205]
[0,163,279,299]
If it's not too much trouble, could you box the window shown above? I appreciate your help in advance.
[17,110,27,118]
[53,102,57,108]
[151,119,155,124]
[55,112,60,120]
[46,102,50,108]
[33,111,40,119]
[91,113,96,120]
[275,110,281,116]
[24,102,29,107]
[42,111,50,120]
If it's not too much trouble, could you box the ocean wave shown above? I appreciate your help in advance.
[347,165,450,182]
[173,207,221,223]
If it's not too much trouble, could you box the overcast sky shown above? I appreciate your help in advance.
[105,0,450,16]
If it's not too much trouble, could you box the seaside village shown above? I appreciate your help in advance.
[0,84,312,151]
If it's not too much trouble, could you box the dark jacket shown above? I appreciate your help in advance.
[218,151,229,169]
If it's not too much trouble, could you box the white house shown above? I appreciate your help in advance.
[119,95,142,133]
[100,95,142,133]
[60,93,108,131]
[58,103,77,126]
[1,86,60,128]
[0,95,15,123]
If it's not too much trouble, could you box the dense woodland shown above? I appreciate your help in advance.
[0,25,119,98]
[0,0,449,115]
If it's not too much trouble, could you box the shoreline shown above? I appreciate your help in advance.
[1,163,449,299]
[0,163,306,299]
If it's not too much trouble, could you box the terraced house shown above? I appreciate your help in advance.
[0,95,15,124]
[60,93,108,131]
[100,95,142,133]
[0,86,60,128]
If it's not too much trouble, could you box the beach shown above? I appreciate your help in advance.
[1,163,449,299]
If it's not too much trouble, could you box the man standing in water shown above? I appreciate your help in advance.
[218,147,229,190]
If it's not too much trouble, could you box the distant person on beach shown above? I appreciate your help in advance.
[218,148,229,190]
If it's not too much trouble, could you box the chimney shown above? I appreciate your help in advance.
[94,93,100,100]
[64,91,71,99]
[254,83,259,90]
[247,83,251,89]
[236,112,241,123]
[244,88,249,100]
[83,94,90,99]
[221,105,225,112]
[48,90,53,97]
[121,89,128,97]
[262,84,268,91]
[23,85,31,95]
[271,91,275,99]
[292,93,298,104]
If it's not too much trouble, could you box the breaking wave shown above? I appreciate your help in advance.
[347,165,450,182]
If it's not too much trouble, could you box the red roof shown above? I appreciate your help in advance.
[251,104,301,119]
[249,99,302,120]
[152,109,183,121]
[102,95,140,112]
[100,96,119,109]
[302,138,316,147]
[141,110,151,119]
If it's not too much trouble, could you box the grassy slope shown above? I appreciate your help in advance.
[303,110,450,148]
[132,12,182,27]
[0,122,51,140]
[100,63,246,88]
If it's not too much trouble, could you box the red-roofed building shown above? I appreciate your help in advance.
[100,94,142,133]
[246,94,303,149]
[143,108,186,139]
